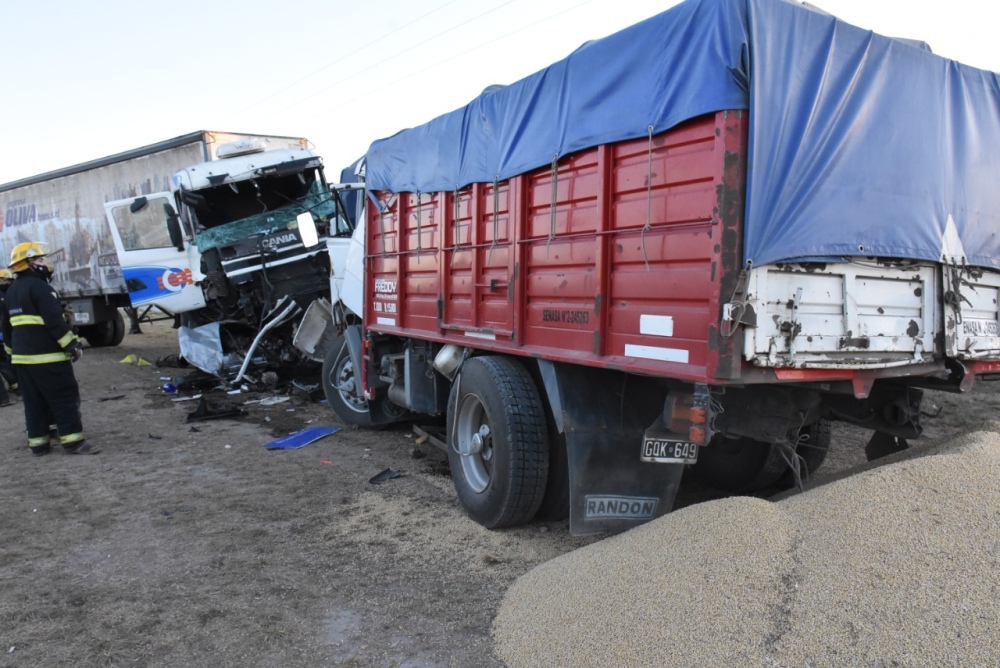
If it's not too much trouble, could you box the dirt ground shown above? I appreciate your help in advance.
[1,318,997,667]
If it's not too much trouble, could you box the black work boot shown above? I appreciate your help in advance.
[64,441,101,455]
[30,444,52,457]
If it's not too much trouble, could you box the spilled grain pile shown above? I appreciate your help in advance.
[494,432,1000,667]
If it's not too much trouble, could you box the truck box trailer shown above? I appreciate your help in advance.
[305,0,1000,534]
[0,130,308,346]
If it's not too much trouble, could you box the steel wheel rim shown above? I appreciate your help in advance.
[332,355,368,414]
[455,393,493,493]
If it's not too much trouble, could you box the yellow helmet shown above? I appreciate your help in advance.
[0,268,12,281]
[9,241,48,273]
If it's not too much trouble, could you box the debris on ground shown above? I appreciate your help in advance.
[369,468,405,485]
[155,354,187,368]
[186,397,244,423]
[243,396,291,406]
[263,426,341,450]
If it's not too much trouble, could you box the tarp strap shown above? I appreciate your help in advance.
[416,192,423,256]
[946,261,974,325]
[488,177,499,264]
[452,186,461,267]
[642,125,654,271]
[547,155,558,258]
[378,198,387,258]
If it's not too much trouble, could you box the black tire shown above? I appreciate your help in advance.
[777,419,832,487]
[107,310,126,347]
[321,335,374,427]
[533,425,569,523]
[446,356,548,529]
[693,419,833,493]
[81,310,125,348]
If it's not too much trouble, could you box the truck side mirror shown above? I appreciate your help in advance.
[297,212,319,248]
[164,203,185,251]
[129,197,148,213]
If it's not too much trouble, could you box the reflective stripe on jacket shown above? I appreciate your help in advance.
[0,275,78,365]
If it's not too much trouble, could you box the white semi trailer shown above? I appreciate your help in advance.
[0,130,308,346]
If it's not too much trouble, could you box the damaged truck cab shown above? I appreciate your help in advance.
[106,138,355,382]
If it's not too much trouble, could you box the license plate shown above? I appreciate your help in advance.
[641,438,698,464]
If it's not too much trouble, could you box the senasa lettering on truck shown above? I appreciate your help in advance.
[584,495,658,520]
[962,319,1000,337]
[542,308,591,325]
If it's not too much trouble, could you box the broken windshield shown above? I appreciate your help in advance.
[192,177,340,253]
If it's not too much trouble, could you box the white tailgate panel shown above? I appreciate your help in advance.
[946,268,1000,359]
[746,262,938,368]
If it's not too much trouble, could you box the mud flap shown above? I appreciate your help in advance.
[345,324,364,387]
[537,361,684,535]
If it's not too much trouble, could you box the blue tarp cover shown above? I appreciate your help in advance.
[365,0,1000,269]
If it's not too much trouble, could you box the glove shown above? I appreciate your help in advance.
[67,341,83,362]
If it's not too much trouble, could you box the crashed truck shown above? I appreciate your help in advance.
[106,137,355,384]
[0,131,304,347]
[295,0,1000,536]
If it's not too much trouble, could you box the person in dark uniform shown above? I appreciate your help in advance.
[1,242,99,457]
[0,268,18,407]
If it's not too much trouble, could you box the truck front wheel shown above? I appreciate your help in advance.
[322,335,373,427]
[446,356,549,529]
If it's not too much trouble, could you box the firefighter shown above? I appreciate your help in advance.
[0,268,15,407]
[1,243,99,456]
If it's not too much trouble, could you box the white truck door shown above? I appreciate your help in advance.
[104,193,206,314]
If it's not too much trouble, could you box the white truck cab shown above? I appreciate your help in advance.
[104,139,354,381]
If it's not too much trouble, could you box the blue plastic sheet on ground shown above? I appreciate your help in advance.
[264,426,341,450]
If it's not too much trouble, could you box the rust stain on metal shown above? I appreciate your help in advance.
[838,336,871,349]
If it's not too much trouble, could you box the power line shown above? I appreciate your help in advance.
[299,0,594,124]
[255,0,520,122]
[231,0,464,119]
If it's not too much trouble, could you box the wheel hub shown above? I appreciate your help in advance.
[461,424,491,457]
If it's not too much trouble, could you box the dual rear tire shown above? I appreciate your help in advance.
[80,310,126,348]
[446,356,551,529]
[692,419,832,493]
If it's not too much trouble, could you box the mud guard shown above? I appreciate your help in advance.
[536,360,684,535]
[345,324,364,392]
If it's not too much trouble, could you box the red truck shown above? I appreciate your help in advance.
[298,0,1000,534]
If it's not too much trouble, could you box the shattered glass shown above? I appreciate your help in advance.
[194,180,337,252]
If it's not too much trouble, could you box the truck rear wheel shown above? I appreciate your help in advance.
[447,356,548,529]
[776,418,831,487]
[322,335,374,427]
[693,419,832,493]
[82,310,126,348]
[107,310,126,347]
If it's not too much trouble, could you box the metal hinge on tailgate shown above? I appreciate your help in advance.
[721,268,756,337]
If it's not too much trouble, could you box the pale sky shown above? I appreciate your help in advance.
[1,0,997,186]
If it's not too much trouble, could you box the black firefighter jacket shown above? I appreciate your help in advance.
[1,274,80,364]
